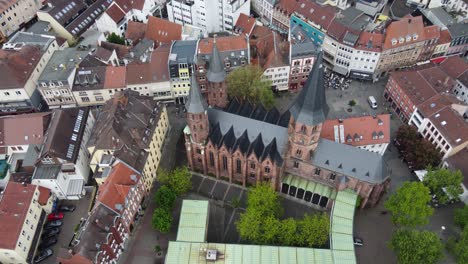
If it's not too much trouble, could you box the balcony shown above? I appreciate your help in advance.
[27,210,47,263]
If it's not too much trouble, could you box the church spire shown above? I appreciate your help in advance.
[186,74,207,114]
[206,42,226,83]
[288,52,329,126]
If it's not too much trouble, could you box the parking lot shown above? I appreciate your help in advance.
[40,188,95,264]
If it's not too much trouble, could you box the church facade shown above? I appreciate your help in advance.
[184,51,390,208]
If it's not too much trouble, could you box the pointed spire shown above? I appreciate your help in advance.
[288,52,329,126]
[186,75,207,114]
[206,42,226,83]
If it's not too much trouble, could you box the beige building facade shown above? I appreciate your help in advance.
[0,0,43,41]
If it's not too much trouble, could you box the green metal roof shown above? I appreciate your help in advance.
[176,200,209,242]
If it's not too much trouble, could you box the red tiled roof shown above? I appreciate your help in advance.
[104,66,127,89]
[445,148,468,186]
[439,55,468,79]
[295,0,336,29]
[437,29,451,45]
[234,13,256,35]
[38,186,51,206]
[428,106,468,146]
[100,41,131,58]
[0,182,37,249]
[125,21,146,43]
[97,162,141,212]
[276,0,300,15]
[418,66,454,93]
[355,31,383,52]
[383,16,427,50]
[0,46,43,89]
[417,93,461,117]
[144,16,182,46]
[391,70,438,106]
[321,114,391,147]
[424,25,440,40]
[0,112,52,146]
[125,44,170,85]
[95,47,113,61]
[105,3,126,23]
[197,35,248,54]
[114,0,145,12]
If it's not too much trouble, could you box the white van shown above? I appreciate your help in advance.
[368,96,378,109]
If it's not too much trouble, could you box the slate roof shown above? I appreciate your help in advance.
[186,76,207,114]
[289,52,329,126]
[225,98,287,126]
[0,46,43,89]
[207,108,288,164]
[312,139,388,184]
[206,43,227,83]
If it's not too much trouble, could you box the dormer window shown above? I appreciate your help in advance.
[413,34,418,40]
[300,125,307,133]
[399,37,404,44]
[391,38,397,45]
[405,35,411,42]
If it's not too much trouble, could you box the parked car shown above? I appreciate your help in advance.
[59,205,76,212]
[353,237,364,246]
[47,212,64,221]
[34,248,53,263]
[39,236,58,250]
[41,228,60,239]
[45,220,63,229]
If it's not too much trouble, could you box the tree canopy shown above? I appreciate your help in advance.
[236,183,329,247]
[226,65,275,109]
[157,166,192,196]
[106,32,125,45]
[395,125,442,170]
[390,229,444,264]
[298,213,330,247]
[455,205,468,229]
[423,166,463,204]
[454,227,468,264]
[151,207,172,233]
[385,182,434,227]
[154,185,177,210]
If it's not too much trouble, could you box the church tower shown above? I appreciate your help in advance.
[184,75,209,174]
[287,52,329,168]
[206,41,229,108]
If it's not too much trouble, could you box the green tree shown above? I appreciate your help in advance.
[236,183,283,244]
[226,65,275,109]
[385,182,433,227]
[278,218,301,246]
[348,100,357,107]
[454,227,468,264]
[298,213,330,247]
[106,32,125,45]
[423,166,463,205]
[390,229,444,264]
[151,208,172,233]
[158,166,192,196]
[454,205,468,229]
[155,185,177,210]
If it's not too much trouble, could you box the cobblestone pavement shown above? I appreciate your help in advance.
[43,190,95,264]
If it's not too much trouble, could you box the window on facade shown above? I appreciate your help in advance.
[296,149,302,156]
[330,173,336,181]
[314,168,321,176]
[264,167,270,173]
[294,161,299,168]
[236,159,241,174]
[81,96,90,102]
[222,156,228,171]
[249,173,255,179]
[250,163,255,169]
[300,125,307,133]
[209,152,214,166]
[196,148,201,154]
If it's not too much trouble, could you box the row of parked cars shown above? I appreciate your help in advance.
[34,205,75,263]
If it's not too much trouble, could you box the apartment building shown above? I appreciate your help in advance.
[272,0,299,33]
[376,16,440,77]
[37,0,112,44]
[0,182,52,264]
[38,48,90,109]
[96,0,160,37]
[0,43,56,115]
[321,114,391,155]
[87,91,169,191]
[58,160,145,263]
[355,0,387,17]
[96,161,145,232]
[0,0,43,41]
[169,40,198,104]
[167,0,250,33]
[439,56,468,104]
[32,108,95,200]
[289,0,336,46]
[289,25,318,91]
[233,13,256,36]
[253,0,278,24]
[446,23,468,57]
